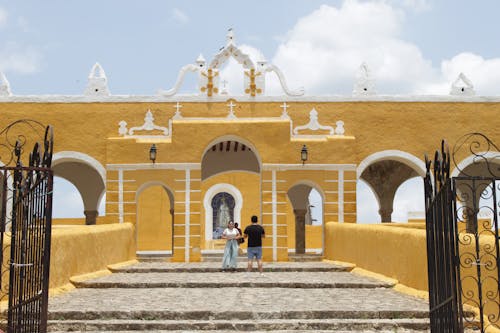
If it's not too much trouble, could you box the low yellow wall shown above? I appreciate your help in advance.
[49,223,135,289]
[324,222,428,291]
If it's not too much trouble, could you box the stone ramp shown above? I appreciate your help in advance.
[48,261,430,332]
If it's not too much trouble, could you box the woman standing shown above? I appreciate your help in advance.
[221,221,240,271]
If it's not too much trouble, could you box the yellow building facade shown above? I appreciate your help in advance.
[0,32,499,262]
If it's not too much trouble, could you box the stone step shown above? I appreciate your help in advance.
[109,262,352,273]
[288,253,324,262]
[50,330,430,333]
[49,309,429,321]
[47,318,431,332]
[72,272,394,289]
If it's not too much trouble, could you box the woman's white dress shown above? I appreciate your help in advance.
[221,228,239,269]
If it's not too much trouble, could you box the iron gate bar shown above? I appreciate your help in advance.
[425,133,500,333]
[0,122,53,333]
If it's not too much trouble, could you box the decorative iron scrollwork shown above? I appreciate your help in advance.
[425,132,500,332]
[0,119,53,332]
[452,132,500,178]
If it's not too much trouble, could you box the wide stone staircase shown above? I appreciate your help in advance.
[47,261,430,332]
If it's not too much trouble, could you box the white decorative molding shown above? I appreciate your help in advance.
[158,64,199,97]
[293,108,335,136]
[335,121,345,135]
[450,72,475,96]
[173,102,183,119]
[352,62,376,96]
[227,100,237,119]
[264,63,305,97]
[450,151,500,177]
[356,150,426,178]
[119,109,169,137]
[184,169,191,262]
[280,102,290,119]
[84,63,110,96]
[0,72,12,96]
[209,29,254,70]
[203,183,243,241]
[52,151,107,184]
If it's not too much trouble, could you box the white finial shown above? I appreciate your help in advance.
[0,72,12,96]
[353,62,376,96]
[450,72,475,96]
[226,28,235,45]
[84,62,110,96]
[196,54,206,68]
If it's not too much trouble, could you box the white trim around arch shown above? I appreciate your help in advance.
[451,151,500,177]
[357,150,426,178]
[52,151,107,184]
[203,183,243,241]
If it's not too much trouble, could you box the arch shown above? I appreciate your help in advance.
[52,151,106,183]
[135,181,175,254]
[451,151,500,178]
[52,151,106,224]
[357,150,426,178]
[204,183,243,241]
[136,181,175,205]
[287,180,325,254]
[201,135,262,180]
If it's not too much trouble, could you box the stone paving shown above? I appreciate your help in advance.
[48,261,431,332]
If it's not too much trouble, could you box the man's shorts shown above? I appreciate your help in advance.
[247,246,262,259]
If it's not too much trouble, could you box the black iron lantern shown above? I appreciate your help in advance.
[149,144,157,164]
[301,145,308,165]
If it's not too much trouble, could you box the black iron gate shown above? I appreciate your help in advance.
[0,120,53,333]
[425,133,500,332]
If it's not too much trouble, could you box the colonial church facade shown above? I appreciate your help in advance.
[0,31,498,262]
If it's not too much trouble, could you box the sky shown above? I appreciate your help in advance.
[2,0,500,221]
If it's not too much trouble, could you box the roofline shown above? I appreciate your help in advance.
[1,94,500,103]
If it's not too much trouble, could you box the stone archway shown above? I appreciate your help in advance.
[287,183,324,254]
[52,152,106,224]
[357,151,425,222]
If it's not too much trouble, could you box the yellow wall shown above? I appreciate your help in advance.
[49,224,135,288]
[324,222,428,290]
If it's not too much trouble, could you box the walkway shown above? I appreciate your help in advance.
[48,261,430,332]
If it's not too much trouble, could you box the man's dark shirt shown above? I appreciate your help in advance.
[244,224,265,247]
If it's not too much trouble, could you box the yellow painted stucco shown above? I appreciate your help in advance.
[1,99,499,262]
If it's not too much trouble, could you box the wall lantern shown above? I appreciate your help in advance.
[149,144,157,164]
[301,145,308,165]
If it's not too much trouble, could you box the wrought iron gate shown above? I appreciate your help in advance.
[425,133,500,332]
[0,120,54,333]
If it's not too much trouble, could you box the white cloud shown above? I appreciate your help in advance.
[398,0,431,12]
[269,1,438,95]
[0,42,41,74]
[171,8,189,25]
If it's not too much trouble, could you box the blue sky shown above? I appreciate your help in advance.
[2,0,499,221]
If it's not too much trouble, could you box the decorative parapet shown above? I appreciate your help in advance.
[293,108,344,137]
[159,29,304,98]
[353,62,376,96]
[84,63,110,96]
[0,72,12,96]
[118,109,168,137]
[450,72,475,96]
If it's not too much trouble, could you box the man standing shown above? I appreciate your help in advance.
[244,215,265,275]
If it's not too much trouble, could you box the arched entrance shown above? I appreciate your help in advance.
[136,182,174,254]
[52,151,106,224]
[200,136,261,251]
[357,150,426,222]
[287,182,324,254]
